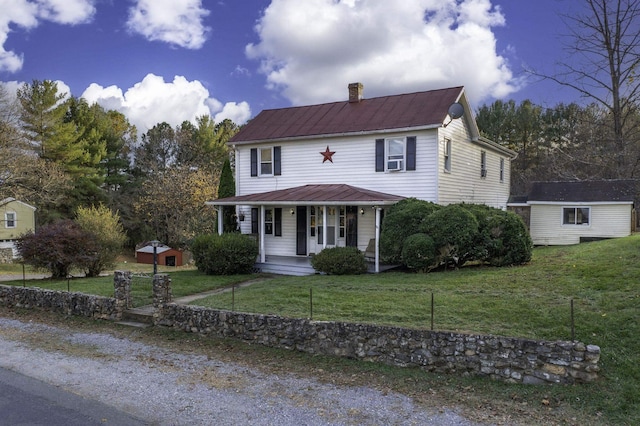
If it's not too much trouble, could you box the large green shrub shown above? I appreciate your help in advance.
[401,233,437,272]
[310,246,367,275]
[191,233,258,275]
[380,198,440,263]
[484,210,533,266]
[420,204,479,268]
[461,204,533,266]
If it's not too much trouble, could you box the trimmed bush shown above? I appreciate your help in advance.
[191,233,258,275]
[421,204,479,268]
[380,198,440,263]
[484,210,533,266]
[401,233,437,272]
[311,246,367,275]
[460,204,533,266]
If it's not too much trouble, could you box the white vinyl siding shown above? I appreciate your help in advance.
[530,203,632,245]
[236,132,438,200]
[240,204,380,257]
[436,117,510,209]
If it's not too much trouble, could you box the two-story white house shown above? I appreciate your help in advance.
[207,84,516,274]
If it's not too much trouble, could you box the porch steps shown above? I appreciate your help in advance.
[255,257,317,276]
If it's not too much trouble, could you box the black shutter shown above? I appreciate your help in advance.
[375,139,384,172]
[251,208,258,233]
[274,208,282,236]
[274,146,281,176]
[406,136,416,171]
[250,148,258,176]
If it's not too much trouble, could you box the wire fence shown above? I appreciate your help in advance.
[217,285,579,341]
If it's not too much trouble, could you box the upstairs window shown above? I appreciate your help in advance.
[5,212,15,228]
[260,148,273,175]
[563,207,590,225]
[250,146,281,177]
[499,158,505,182]
[387,138,405,171]
[444,139,451,172]
[375,137,416,172]
[480,151,487,178]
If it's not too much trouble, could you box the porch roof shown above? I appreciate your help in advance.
[206,184,405,206]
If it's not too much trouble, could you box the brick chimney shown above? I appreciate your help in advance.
[348,82,363,103]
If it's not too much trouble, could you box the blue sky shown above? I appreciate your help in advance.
[1,0,583,134]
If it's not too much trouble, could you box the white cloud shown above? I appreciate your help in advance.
[246,0,523,105]
[0,0,95,72]
[126,0,210,49]
[81,73,252,134]
[36,0,96,25]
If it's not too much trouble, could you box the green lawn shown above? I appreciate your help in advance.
[191,235,640,425]
[1,236,639,424]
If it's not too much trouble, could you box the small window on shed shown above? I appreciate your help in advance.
[563,207,590,225]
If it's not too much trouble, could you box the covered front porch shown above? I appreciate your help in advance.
[255,254,399,276]
[206,184,405,274]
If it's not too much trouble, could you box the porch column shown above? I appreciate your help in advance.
[322,205,328,249]
[375,207,381,273]
[217,206,223,235]
[259,205,266,263]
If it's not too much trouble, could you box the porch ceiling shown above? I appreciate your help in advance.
[206,184,405,206]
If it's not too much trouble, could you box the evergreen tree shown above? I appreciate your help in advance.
[218,157,238,232]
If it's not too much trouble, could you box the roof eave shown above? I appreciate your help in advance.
[473,136,518,158]
[228,124,443,147]
[206,199,401,207]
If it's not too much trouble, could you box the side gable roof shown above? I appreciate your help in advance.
[0,197,37,211]
[528,180,637,203]
[230,86,468,144]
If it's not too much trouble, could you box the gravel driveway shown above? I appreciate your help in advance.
[0,315,485,426]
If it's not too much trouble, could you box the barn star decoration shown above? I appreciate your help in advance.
[320,146,335,163]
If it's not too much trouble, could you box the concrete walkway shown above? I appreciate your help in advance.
[171,277,269,305]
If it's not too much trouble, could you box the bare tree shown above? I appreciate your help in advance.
[534,0,640,177]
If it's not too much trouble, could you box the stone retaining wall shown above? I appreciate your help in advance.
[0,273,601,385]
[156,303,600,385]
[0,271,131,321]
[0,284,120,320]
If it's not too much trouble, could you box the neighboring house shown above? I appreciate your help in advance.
[207,84,516,273]
[136,244,184,267]
[508,180,636,245]
[0,198,36,260]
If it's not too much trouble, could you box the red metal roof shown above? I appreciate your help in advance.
[230,86,464,144]
[207,184,405,206]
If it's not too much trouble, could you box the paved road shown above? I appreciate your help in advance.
[0,367,146,425]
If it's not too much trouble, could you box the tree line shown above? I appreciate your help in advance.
[0,80,239,250]
[476,98,640,196]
